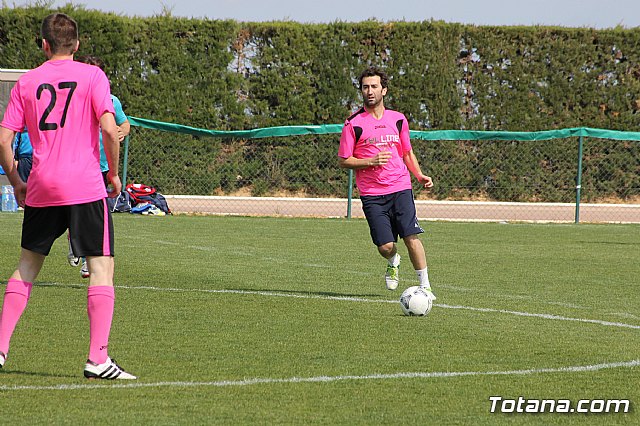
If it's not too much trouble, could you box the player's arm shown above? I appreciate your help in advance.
[337,121,391,169]
[0,127,17,179]
[100,112,121,197]
[402,149,433,188]
[338,154,391,169]
[113,97,130,142]
[116,120,130,142]
[0,126,26,206]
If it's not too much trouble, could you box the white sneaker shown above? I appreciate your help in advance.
[0,351,6,368]
[67,240,80,267]
[80,259,90,279]
[84,357,137,380]
[385,255,400,290]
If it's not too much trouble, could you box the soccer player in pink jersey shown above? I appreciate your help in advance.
[338,67,436,299]
[0,13,136,379]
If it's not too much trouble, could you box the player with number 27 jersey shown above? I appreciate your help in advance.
[1,60,115,207]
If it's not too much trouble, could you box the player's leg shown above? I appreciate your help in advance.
[0,206,66,366]
[403,234,426,270]
[378,241,401,290]
[402,235,434,293]
[80,257,89,278]
[80,170,110,280]
[85,255,114,284]
[67,233,81,267]
[362,194,400,290]
[0,249,44,366]
[394,190,436,299]
[69,199,136,379]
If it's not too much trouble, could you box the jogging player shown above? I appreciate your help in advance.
[338,67,436,299]
[0,13,136,379]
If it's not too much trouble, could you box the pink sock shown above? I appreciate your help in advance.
[0,279,33,355]
[87,286,115,364]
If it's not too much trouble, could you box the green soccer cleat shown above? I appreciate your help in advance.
[385,256,400,290]
[420,287,437,301]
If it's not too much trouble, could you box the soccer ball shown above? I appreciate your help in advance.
[399,286,433,316]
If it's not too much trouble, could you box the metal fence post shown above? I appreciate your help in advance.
[347,169,353,219]
[574,136,584,224]
[122,135,130,186]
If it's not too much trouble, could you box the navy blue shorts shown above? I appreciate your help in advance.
[21,199,114,257]
[17,156,32,182]
[360,189,424,246]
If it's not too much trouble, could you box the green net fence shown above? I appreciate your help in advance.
[124,118,640,223]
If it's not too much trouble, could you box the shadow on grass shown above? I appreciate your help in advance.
[577,241,640,246]
[32,282,386,299]
[234,288,383,299]
[32,282,87,290]
[0,369,77,379]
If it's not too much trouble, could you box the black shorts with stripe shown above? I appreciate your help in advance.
[360,189,424,247]
[21,199,114,257]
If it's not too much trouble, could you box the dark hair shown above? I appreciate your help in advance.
[358,67,389,89]
[41,13,78,55]
[76,55,105,71]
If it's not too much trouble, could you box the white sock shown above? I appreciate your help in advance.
[416,267,431,288]
[388,253,400,267]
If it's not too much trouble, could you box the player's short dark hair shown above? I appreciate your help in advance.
[359,67,389,89]
[76,55,105,71]
[41,13,78,55]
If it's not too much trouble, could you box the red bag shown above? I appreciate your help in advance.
[125,183,156,204]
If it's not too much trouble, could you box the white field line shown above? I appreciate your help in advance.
[57,284,638,331]
[436,283,587,309]
[112,240,607,310]
[437,303,640,330]
[33,282,640,330]
[607,312,640,320]
[1,359,638,392]
[86,243,623,311]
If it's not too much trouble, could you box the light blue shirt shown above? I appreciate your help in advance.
[0,129,31,174]
[15,130,33,157]
[99,95,128,172]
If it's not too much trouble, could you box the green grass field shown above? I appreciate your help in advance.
[0,213,638,425]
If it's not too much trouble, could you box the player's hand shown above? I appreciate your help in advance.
[106,173,122,198]
[116,127,126,142]
[370,151,392,166]
[13,180,27,208]
[418,174,433,189]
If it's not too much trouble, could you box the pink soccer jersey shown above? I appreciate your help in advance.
[338,107,414,196]
[1,59,115,207]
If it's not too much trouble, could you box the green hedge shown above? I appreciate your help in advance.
[1,6,639,201]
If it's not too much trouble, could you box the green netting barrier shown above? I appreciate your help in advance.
[129,116,640,142]
[128,117,344,139]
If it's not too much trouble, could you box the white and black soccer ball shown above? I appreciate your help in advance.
[399,286,433,316]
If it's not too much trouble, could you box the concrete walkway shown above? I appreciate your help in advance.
[162,195,640,224]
